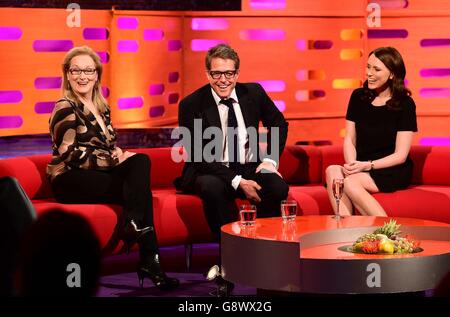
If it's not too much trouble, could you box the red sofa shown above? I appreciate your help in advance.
[1,145,449,257]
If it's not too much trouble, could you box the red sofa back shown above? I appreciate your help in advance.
[1,145,450,200]
[318,145,450,186]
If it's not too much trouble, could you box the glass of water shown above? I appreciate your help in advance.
[239,204,256,226]
[281,200,297,223]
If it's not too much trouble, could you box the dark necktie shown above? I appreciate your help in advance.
[220,98,240,173]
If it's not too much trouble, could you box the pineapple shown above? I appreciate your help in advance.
[355,233,378,244]
[351,220,418,254]
[373,219,401,239]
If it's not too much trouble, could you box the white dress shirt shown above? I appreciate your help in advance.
[211,88,277,190]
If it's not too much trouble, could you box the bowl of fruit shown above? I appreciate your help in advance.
[341,220,422,254]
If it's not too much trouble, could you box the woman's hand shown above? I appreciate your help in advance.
[343,161,371,175]
[112,147,137,164]
[111,147,123,160]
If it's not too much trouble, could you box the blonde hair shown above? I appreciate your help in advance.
[61,46,109,113]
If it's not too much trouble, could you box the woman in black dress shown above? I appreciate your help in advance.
[326,47,417,216]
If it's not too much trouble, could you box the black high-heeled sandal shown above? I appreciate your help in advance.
[137,253,180,291]
[121,220,153,254]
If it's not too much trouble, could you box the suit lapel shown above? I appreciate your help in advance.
[236,84,254,128]
[203,88,222,129]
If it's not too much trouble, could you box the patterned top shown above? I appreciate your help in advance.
[46,98,118,181]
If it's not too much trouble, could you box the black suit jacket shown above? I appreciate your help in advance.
[174,83,288,192]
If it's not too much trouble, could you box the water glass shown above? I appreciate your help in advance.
[239,204,256,226]
[281,200,297,223]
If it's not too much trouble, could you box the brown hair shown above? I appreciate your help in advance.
[362,46,411,111]
[205,44,240,70]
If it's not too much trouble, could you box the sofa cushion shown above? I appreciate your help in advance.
[410,146,450,186]
[318,145,345,184]
[152,189,213,246]
[373,185,450,223]
[288,185,333,216]
[132,147,185,189]
[279,145,322,185]
[0,154,52,199]
[33,199,121,248]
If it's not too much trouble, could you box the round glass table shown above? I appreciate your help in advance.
[221,215,450,294]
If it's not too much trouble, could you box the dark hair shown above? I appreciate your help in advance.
[362,47,411,111]
[16,210,101,296]
[205,44,240,70]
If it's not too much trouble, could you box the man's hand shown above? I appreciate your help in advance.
[343,161,371,175]
[255,161,282,178]
[238,178,262,203]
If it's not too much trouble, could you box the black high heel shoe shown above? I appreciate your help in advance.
[121,220,153,254]
[137,253,180,291]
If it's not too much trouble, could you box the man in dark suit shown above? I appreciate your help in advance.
[175,43,289,295]
[175,44,289,241]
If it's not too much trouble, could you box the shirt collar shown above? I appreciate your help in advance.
[211,87,238,106]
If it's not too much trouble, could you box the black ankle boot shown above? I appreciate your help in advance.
[137,253,179,291]
[121,220,153,254]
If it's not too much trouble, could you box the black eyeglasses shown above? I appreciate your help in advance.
[69,68,97,76]
[209,70,237,79]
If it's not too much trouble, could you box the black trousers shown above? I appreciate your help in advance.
[0,176,36,296]
[194,163,289,240]
[51,154,158,259]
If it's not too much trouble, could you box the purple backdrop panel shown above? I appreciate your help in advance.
[168,40,182,51]
[0,27,22,40]
[274,100,285,112]
[35,102,55,114]
[168,72,180,83]
[83,28,109,40]
[250,0,286,10]
[118,97,144,109]
[149,84,165,96]
[117,17,138,30]
[256,80,285,92]
[296,40,307,51]
[420,39,450,47]
[312,90,326,98]
[367,29,408,39]
[143,29,164,40]
[34,77,62,89]
[97,51,110,63]
[0,90,23,103]
[33,40,73,52]
[420,137,450,146]
[313,40,333,49]
[102,86,110,98]
[240,29,285,40]
[168,93,179,104]
[117,40,138,53]
[378,0,409,8]
[149,105,165,118]
[420,88,450,98]
[0,116,23,129]
[191,39,226,51]
[191,18,229,30]
[420,68,450,77]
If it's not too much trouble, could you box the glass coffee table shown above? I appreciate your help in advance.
[220,215,450,294]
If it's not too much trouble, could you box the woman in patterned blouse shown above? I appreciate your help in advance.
[47,46,179,291]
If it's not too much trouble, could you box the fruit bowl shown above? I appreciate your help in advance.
[345,220,422,254]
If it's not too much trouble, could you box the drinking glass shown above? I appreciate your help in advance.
[239,204,256,226]
[280,200,297,223]
[332,178,344,220]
